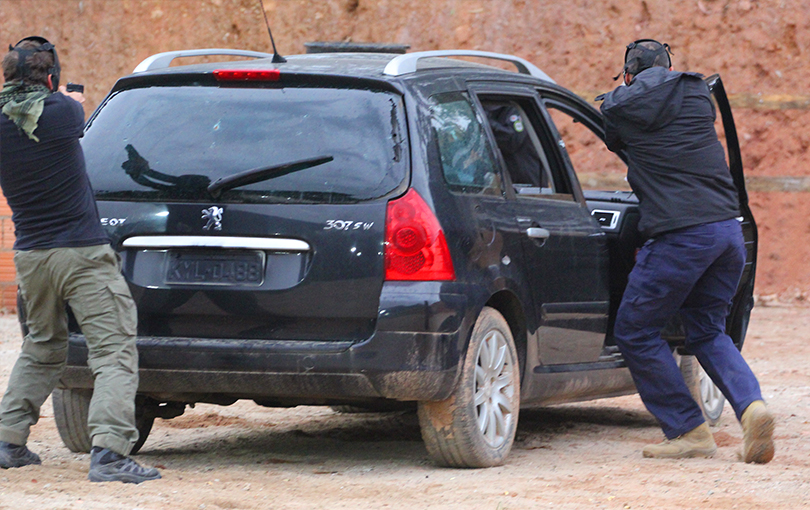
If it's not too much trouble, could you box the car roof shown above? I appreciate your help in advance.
[129,49,556,84]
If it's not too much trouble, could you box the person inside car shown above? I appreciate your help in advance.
[484,103,547,189]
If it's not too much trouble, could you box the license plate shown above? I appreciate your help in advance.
[166,250,265,285]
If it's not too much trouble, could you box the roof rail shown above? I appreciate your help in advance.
[383,50,555,83]
[133,49,275,73]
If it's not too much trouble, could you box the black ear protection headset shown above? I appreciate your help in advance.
[8,36,60,91]
[613,38,672,81]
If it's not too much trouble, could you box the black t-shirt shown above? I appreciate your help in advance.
[0,92,108,250]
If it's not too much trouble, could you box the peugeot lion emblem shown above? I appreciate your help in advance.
[201,206,223,231]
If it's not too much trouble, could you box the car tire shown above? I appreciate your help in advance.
[418,307,520,468]
[52,388,93,453]
[680,355,725,426]
[52,388,154,455]
[131,397,155,455]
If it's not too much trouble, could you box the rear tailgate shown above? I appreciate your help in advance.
[84,77,409,343]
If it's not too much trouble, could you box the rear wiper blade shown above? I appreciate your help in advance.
[207,155,334,198]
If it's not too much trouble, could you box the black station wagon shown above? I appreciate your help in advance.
[42,47,756,467]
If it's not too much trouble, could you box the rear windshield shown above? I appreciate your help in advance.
[83,85,408,203]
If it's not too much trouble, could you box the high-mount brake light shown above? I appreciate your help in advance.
[385,189,456,281]
[213,69,281,81]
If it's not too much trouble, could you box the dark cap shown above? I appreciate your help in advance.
[622,39,672,76]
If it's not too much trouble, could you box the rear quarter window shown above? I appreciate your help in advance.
[430,92,502,196]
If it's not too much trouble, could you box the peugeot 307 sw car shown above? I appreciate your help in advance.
[35,47,756,467]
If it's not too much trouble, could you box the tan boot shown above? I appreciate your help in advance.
[741,400,775,464]
[642,422,717,459]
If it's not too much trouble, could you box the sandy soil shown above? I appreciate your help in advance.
[0,305,807,509]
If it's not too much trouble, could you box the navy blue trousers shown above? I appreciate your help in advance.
[614,218,762,439]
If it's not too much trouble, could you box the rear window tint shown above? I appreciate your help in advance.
[83,86,408,203]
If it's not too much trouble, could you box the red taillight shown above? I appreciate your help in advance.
[213,69,281,82]
[385,189,455,281]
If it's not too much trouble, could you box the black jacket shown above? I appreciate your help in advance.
[600,67,740,237]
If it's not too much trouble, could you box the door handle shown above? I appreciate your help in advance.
[526,227,551,239]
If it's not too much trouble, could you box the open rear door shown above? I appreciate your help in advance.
[705,74,758,349]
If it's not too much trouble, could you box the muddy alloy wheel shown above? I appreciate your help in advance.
[418,307,520,468]
[680,354,725,426]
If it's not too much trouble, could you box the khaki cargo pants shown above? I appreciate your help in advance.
[0,244,139,455]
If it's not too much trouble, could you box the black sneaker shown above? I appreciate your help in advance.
[0,440,42,468]
[88,447,161,484]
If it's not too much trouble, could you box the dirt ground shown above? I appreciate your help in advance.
[0,305,806,509]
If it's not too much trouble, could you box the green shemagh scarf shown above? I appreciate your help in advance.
[0,82,51,142]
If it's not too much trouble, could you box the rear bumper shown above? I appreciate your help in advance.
[60,282,473,403]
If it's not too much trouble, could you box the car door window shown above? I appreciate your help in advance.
[429,92,502,196]
[481,101,553,191]
[478,96,574,201]
[543,101,631,192]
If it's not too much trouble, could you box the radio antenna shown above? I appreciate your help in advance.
[258,0,286,63]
